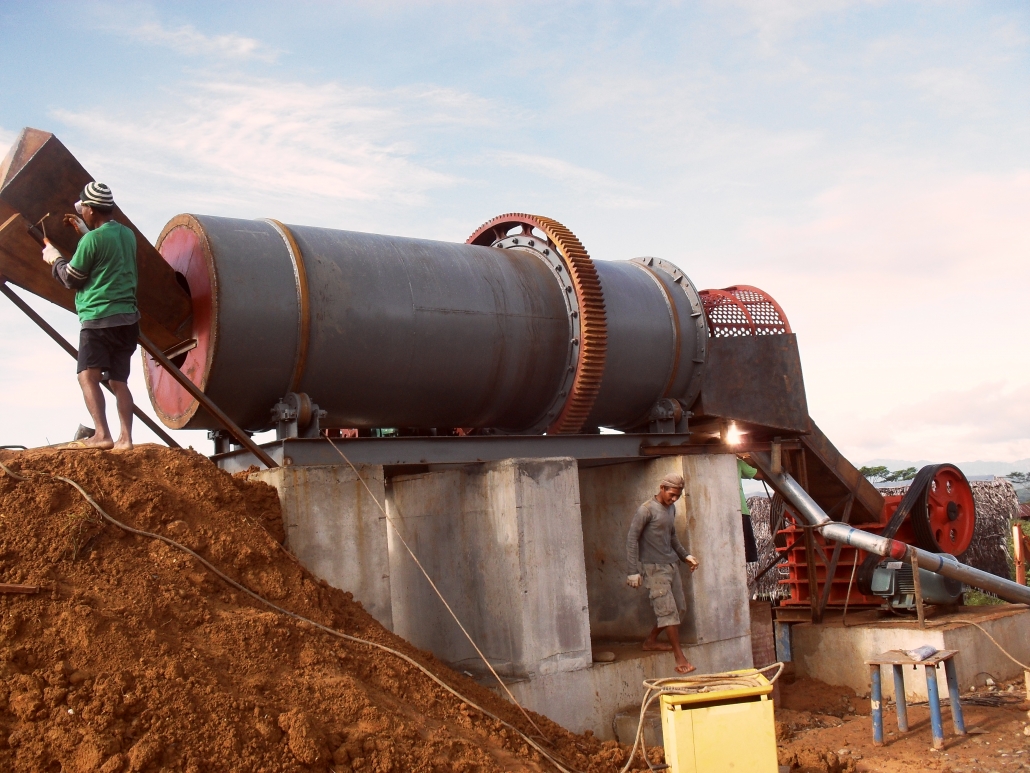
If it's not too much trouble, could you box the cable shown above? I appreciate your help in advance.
[619,663,785,773]
[926,619,1030,671]
[0,458,582,773]
[320,436,551,740]
[842,555,859,628]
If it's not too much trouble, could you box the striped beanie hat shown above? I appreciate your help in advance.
[79,181,115,211]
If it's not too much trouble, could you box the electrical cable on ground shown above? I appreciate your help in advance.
[0,457,583,773]
[618,663,785,773]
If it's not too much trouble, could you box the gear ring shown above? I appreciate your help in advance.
[468,214,607,434]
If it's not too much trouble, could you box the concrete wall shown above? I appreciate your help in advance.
[791,607,1030,701]
[386,458,592,678]
[503,636,755,738]
[252,464,392,628]
[254,453,757,737]
[579,454,752,650]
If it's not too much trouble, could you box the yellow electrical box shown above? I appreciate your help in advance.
[660,671,779,773]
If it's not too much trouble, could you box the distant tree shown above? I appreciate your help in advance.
[884,467,918,482]
[859,465,890,482]
[1005,472,1030,488]
[860,465,918,483]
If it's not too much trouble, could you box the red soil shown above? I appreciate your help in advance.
[0,446,655,773]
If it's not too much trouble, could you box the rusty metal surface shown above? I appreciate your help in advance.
[0,213,75,311]
[139,332,277,468]
[148,215,301,430]
[699,285,791,337]
[692,334,809,432]
[801,420,885,525]
[467,213,607,434]
[153,215,573,432]
[0,128,191,350]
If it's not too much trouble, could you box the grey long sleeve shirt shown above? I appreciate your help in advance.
[626,498,690,575]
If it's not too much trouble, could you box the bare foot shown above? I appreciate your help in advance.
[50,438,112,450]
[675,662,696,675]
[113,440,134,451]
[80,435,115,450]
[642,641,674,652]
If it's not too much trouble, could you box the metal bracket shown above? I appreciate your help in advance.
[271,392,327,440]
[648,398,687,434]
[208,429,234,455]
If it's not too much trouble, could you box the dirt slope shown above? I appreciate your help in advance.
[0,446,649,773]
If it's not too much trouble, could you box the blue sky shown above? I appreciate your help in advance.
[1,1,1028,464]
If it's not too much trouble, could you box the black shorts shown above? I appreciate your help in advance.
[77,322,139,383]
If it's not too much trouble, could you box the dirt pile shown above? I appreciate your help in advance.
[776,675,1030,772]
[0,446,650,773]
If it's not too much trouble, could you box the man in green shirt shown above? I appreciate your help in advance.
[738,454,760,562]
[41,182,139,450]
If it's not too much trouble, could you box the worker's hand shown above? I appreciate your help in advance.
[42,240,61,266]
[63,213,89,236]
[685,555,699,572]
[626,574,643,588]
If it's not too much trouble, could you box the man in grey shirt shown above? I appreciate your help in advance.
[626,472,699,674]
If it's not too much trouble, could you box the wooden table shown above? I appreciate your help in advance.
[866,649,966,749]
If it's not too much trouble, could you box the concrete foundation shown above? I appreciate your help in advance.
[501,638,754,738]
[251,463,392,628]
[386,458,592,678]
[790,606,1030,702]
[252,452,755,737]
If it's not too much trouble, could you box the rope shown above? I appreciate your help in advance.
[320,436,550,740]
[0,457,581,773]
[925,619,1030,671]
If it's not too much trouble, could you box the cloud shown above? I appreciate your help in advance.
[909,67,995,116]
[123,21,278,62]
[717,0,881,48]
[51,77,505,230]
[840,382,1030,462]
[485,151,651,209]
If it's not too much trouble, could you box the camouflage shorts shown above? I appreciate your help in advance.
[643,562,686,628]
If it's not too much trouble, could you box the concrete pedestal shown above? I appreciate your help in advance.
[386,458,592,678]
[251,464,392,628]
[790,606,1030,701]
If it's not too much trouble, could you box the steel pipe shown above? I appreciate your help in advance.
[750,452,1030,605]
[144,214,708,434]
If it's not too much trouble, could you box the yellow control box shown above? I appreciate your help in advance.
[660,672,778,773]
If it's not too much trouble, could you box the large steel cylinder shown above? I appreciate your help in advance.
[144,213,707,434]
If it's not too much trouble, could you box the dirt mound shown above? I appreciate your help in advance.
[0,446,648,773]
[779,677,868,718]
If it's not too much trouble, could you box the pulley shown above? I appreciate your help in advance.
[910,464,976,555]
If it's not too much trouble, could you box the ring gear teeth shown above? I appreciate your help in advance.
[467,213,607,434]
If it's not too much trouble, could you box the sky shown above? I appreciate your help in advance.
[0,1,1028,468]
